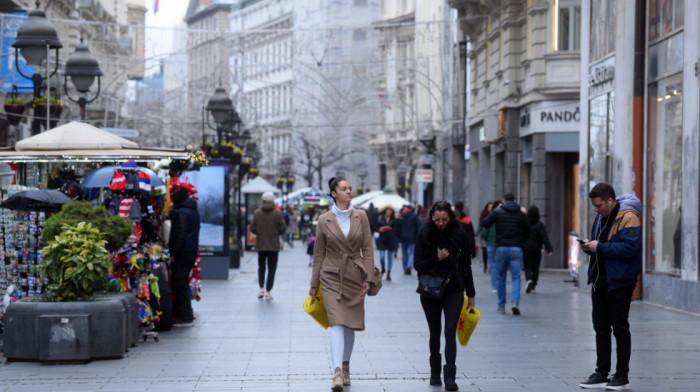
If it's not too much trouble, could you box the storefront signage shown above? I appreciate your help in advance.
[415,169,433,183]
[588,65,614,87]
[519,100,580,136]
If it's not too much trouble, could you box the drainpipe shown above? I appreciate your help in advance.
[632,0,644,300]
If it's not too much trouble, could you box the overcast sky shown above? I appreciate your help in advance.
[143,0,190,74]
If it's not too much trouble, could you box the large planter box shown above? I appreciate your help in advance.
[2,293,138,362]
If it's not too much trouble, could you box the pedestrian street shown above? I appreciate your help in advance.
[1,243,699,392]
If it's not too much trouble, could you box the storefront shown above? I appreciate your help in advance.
[580,0,700,313]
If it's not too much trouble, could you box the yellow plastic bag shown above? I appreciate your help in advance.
[303,285,329,330]
[457,294,480,347]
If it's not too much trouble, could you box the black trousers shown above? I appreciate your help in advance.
[258,251,279,291]
[481,247,489,272]
[591,285,635,376]
[420,291,464,366]
[523,248,542,285]
[171,251,197,322]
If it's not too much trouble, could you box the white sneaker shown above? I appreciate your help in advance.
[265,292,273,301]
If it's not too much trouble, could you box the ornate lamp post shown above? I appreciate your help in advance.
[205,87,234,147]
[11,0,62,134]
[357,169,368,195]
[64,36,102,121]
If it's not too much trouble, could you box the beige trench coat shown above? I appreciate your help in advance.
[310,209,379,330]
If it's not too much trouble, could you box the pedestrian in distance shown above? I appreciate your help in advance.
[250,191,287,301]
[168,187,200,327]
[307,235,315,267]
[414,200,476,391]
[479,200,500,293]
[579,183,642,391]
[376,206,398,281]
[454,200,478,261]
[397,204,421,275]
[523,205,553,294]
[308,177,380,391]
[477,202,493,275]
[285,206,298,248]
[480,194,529,315]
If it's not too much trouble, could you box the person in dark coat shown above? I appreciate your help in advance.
[454,201,477,260]
[168,188,201,327]
[397,205,421,275]
[523,205,553,294]
[414,200,476,391]
[375,206,398,280]
[480,193,529,315]
[250,191,287,301]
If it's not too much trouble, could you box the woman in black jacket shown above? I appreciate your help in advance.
[375,206,398,281]
[414,201,476,391]
[523,205,553,294]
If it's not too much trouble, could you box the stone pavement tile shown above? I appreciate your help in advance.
[144,381,199,392]
[97,381,154,391]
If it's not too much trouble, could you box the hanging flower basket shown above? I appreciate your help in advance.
[248,168,259,179]
[34,103,62,119]
[239,161,250,175]
[210,149,222,159]
[4,103,25,126]
[200,142,213,155]
[219,142,234,158]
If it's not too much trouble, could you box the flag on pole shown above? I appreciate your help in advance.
[153,0,159,14]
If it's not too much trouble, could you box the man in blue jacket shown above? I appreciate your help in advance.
[397,205,421,275]
[579,182,642,391]
[169,188,201,327]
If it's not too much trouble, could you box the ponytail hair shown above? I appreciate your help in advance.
[327,177,348,203]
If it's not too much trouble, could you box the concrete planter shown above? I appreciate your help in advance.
[2,293,138,362]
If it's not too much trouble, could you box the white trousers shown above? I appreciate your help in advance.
[330,325,355,371]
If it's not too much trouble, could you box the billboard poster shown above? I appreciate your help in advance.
[181,166,226,254]
[1,13,34,93]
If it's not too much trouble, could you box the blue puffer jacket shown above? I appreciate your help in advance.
[169,198,201,254]
[587,194,642,290]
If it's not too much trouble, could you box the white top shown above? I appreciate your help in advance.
[331,203,354,238]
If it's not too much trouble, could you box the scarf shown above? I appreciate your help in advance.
[331,203,354,238]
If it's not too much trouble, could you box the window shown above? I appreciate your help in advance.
[556,3,581,51]
[589,0,616,61]
[649,0,684,42]
[646,74,683,276]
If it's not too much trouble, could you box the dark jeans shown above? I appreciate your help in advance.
[481,247,488,272]
[420,291,464,366]
[592,285,635,376]
[258,251,279,291]
[523,248,542,285]
[171,251,197,322]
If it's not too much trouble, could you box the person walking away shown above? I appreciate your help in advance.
[523,205,553,294]
[480,194,529,315]
[286,206,298,248]
[414,200,476,391]
[477,202,493,275]
[366,202,379,234]
[480,200,500,293]
[579,183,642,390]
[168,188,200,327]
[397,205,421,275]
[376,206,398,281]
[309,177,379,391]
[454,201,477,261]
[250,191,287,301]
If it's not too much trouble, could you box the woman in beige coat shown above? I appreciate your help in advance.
[309,177,379,391]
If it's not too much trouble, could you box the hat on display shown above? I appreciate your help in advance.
[110,172,126,191]
[262,191,275,202]
[138,172,151,192]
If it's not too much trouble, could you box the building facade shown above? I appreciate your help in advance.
[229,0,294,178]
[372,0,458,207]
[580,0,700,313]
[449,0,581,269]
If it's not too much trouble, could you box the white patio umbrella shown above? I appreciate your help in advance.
[356,187,411,211]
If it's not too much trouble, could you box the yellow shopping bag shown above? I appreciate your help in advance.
[457,294,480,347]
[303,285,329,330]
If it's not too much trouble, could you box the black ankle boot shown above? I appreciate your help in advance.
[443,364,458,391]
[429,354,441,386]
[386,271,391,281]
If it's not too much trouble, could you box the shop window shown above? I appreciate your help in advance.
[589,0,616,62]
[556,2,581,51]
[647,73,683,276]
[587,91,614,227]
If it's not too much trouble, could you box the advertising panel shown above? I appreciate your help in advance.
[181,166,226,254]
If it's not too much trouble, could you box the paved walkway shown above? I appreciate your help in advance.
[1,242,699,391]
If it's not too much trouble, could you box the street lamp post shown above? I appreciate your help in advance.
[205,87,235,147]
[11,0,62,135]
[64,36,102,121]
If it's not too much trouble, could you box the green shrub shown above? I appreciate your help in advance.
[42,201,132,252]
[40,222,111,301]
